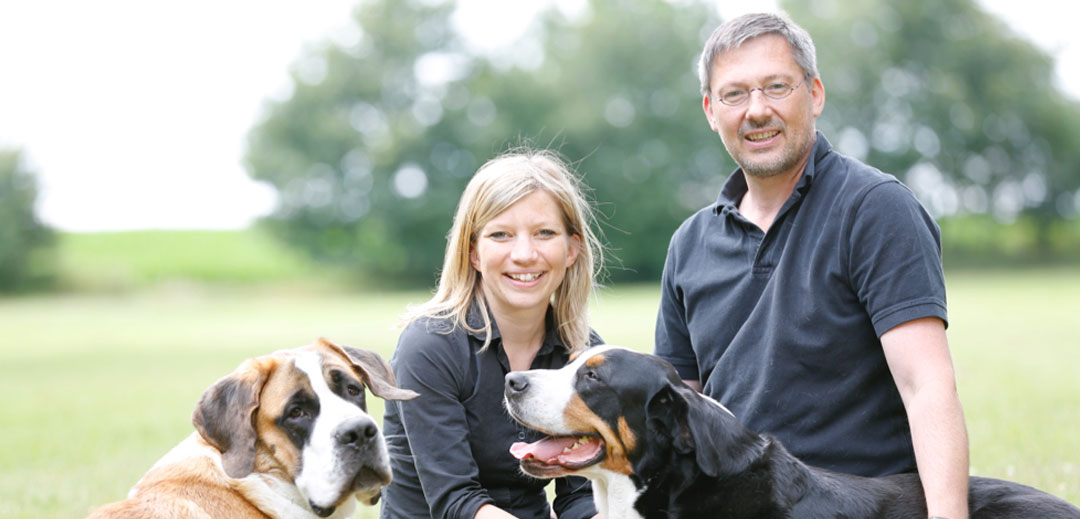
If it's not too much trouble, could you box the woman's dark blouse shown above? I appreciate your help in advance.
[379,306,599,519]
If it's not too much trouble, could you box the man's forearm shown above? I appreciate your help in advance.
[908,381,970,519]
[882,317,970,519]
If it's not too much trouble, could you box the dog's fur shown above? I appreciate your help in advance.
[87,338,418,519]
[504,345,1080,519]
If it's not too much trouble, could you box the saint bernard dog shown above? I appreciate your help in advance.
[504,345,1080,519]
[87,338,418,519]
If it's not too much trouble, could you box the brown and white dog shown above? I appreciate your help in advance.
[87,338,418,519]
[504,345,1080,519]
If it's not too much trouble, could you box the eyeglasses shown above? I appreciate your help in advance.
[714,79,806,106]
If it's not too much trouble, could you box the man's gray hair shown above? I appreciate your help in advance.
[697,12,819,96]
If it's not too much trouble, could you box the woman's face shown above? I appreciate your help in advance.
[471,189,581,320]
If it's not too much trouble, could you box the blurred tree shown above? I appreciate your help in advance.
[246,0,1080,284]
[0,148,55,291]
[785,0,1080,254]
[246,0,467,284]
[246,0,721,285]
[496,0,725,281]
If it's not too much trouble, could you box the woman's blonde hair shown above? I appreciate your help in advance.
[401,148,603,353]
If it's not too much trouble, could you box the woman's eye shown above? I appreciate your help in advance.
[537,229,557,238]
[488,231,509,240]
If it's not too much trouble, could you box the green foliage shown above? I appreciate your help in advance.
[247,0,1080,283]
[941,216,1080,267]
[3,275,1078,517]
[0,148,55,291]
[785,0,1080,233]
[498,0,727,281]
[246,0,723,285]
[246,0,469,286]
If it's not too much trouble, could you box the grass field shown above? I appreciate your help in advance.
[2,269,1078,518]
[53,230,334,291]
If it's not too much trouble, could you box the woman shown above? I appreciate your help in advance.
[380,149,604,519]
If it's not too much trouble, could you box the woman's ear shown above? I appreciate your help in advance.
[566,234,582,267]
[469,246,479,271]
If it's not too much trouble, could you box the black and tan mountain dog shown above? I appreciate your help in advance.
[87,338,418,519]
[504,345,1080,519]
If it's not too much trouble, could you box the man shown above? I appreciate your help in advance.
[654,12,970,519]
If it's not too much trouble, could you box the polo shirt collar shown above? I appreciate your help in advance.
[713,131,832,215]
[464,301,561,356]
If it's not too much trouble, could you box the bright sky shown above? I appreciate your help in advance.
[0,0,1076,232]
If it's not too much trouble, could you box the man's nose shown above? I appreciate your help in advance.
[744,90,774,120]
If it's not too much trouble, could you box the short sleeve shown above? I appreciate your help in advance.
[654,227,700,381]
[845,181,948,337]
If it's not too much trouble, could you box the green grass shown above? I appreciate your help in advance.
[1,272,1078,518]
[54,230,332,291]
[946,269,1080,497]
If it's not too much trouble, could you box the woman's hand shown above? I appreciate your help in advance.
[475,503,520,519]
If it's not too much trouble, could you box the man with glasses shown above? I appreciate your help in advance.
[654,12,970,519]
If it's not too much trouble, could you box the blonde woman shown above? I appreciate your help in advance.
[380,150,604,519]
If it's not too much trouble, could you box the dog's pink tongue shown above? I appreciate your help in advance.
[510,436,580,462]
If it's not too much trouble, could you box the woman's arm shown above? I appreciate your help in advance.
[393,325,496,519]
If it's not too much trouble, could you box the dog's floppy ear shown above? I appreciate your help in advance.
[192,356,272,479]
[321,338,419,401]
[646,381,760,478]
[645,381,695,455]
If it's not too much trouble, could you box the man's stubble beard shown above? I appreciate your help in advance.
[728,120,816,179]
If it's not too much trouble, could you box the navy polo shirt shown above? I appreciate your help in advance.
[655,132,947,477]
[381,306,599,519]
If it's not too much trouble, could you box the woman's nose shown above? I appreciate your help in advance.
[510,236,538,262]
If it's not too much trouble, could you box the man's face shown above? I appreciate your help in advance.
[702,33,825,179]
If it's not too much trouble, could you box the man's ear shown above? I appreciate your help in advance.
[702,94,720,133]
[191,357,272,479]
[810,76,826,118]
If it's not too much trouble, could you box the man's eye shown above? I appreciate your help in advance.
[722,89,748,103]
[765,82,789,94]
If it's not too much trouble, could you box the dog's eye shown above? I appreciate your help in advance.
[346,384,362,397]
[287,406,307,420]
[584,369,600,381]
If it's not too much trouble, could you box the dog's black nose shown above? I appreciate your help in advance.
[505,372,529,394]
[336,416,379,446]
[309,502,336,518]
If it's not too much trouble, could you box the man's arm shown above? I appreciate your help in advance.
[881,317,969,519]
